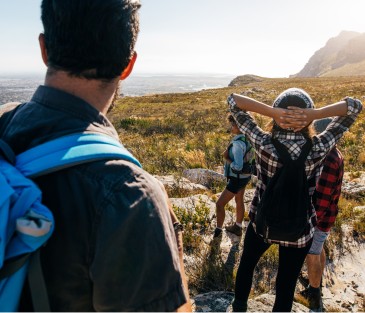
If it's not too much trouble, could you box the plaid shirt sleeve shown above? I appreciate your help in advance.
[315,97,362,153]
[313,148,344,232]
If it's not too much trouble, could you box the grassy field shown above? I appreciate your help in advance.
[109,76,365,175]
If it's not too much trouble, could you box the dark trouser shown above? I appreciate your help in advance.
[234,223,311,312]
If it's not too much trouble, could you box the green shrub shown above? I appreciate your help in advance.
[173,200,213,253]
[187,244,235,294]
[252,245,279,296]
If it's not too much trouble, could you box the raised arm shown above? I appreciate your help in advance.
[309,100,348,118]
[230,93,289,121]
[231,94,273,115]
[232,93,277,118]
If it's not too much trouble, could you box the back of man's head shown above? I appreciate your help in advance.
[41,0,140,80]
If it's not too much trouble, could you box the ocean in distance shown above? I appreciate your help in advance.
[0,73,234,104]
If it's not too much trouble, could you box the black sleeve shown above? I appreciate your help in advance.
[93,168,186,311]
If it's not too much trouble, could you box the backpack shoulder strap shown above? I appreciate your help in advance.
[15,133,142,178]
[297,139,312,163]
[5,132,139,312]
[272,138,312,164]
[272,138,292,163]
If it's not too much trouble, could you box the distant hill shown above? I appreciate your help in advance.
[228,74,268,87]
[292,31,365,77]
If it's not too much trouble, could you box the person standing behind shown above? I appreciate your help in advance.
[227,88,362,312]
[0,0,191,311]
[213,115,252,239]
[304,118,344,312]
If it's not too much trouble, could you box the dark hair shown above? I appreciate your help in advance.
[228,114,236,125]
[41,0,141,80]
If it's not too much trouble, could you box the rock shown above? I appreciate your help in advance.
[343,171,365,184]
[154,175,208,193]
[342,171,365,198]
[192,291,233,312]
[342,180,365,198]
[192,292,309,312]
[182,168,225,188]
[170,194,216,215]
[241,188,256,203]
[321,226,365,312]
[253,294,309,312]
[353,206,365,213]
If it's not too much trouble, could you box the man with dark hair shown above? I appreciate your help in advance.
[303,118,344,312]
[0,0,190,311]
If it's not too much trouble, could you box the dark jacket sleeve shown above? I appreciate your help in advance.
[91,164,186,311]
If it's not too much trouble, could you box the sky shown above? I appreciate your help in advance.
[0,0,364,78]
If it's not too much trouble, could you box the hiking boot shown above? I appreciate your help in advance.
[225,223,243,236]
[213,228,223,239]
[210,228,223,249]
[307,286,323,312]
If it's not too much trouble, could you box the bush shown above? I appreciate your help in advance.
[173,200,213,253]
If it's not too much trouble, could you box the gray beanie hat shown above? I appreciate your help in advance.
[313,118,333,134]
[273,88,314,109]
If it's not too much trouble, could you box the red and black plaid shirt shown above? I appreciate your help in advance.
[228,95,362,248]
[312,147,344,232]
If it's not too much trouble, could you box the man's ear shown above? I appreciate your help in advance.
[120,52,137,80]
[39,33,48,66]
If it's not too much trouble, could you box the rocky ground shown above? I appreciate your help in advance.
[321,226,365,312]
[157,169,365,312]
[192,292,309,312]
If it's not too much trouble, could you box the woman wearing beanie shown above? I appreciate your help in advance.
[227,88,362,312]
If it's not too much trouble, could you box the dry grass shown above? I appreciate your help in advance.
[110,76,365,175]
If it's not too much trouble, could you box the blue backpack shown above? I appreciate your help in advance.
[227,136,255,177]
[0,133,141,312]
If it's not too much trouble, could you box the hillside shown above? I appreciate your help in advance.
[110,76,365,176]
[292,31,365,77]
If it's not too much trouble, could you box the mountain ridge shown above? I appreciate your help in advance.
[292,30,365,77]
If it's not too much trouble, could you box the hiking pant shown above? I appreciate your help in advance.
[234,223,311,312]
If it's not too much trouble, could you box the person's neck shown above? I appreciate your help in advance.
[44,70,119,115]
